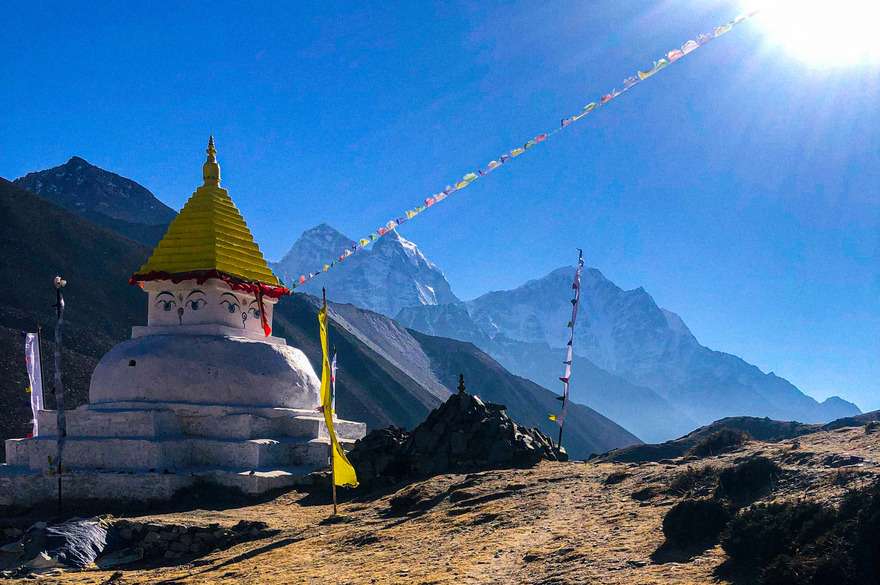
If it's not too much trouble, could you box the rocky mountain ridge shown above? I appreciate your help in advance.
[276,223,859,441]
[460,265,859,427]
[14,157,175,246]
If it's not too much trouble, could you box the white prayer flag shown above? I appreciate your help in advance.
[330,352,338,415]
[24,333,44,437]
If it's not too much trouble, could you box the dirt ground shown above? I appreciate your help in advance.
[6,425,879,585]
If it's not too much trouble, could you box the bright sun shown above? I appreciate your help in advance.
[745,0,880,67]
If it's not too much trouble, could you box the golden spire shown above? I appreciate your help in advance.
[202,135,221,187]
[133,136,282,288]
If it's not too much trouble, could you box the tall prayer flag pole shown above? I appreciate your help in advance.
[52,275,67,512]
[551,250,584,451]
[318,289,358,517]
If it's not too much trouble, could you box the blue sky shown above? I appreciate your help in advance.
[2,1,877,410]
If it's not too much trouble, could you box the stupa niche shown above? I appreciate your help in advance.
[0,138,366,506]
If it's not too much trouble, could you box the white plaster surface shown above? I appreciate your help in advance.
[131,324,287,343]
[89,335,321,409]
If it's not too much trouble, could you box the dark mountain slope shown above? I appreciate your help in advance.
[0,178,151,456]
[0,178,148,353]
[14,157,174,246]
[273,295,445,431]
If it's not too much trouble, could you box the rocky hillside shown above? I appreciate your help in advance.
[14,157,175,246]
[0,181,636,460]
[271,224,459,316]
[9,417,878,584]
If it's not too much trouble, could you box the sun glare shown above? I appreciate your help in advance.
[745,0,880,67]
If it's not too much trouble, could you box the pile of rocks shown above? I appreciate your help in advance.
[349,385,563,489]
[111,519,270,562]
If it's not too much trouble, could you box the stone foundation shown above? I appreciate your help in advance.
[0,401,365,507]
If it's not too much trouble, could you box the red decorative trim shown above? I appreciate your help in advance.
[129,269,290,336]
[130,269,289,298]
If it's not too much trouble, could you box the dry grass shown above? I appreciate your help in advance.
[9,425,879,585]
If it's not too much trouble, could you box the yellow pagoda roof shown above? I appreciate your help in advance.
[132,137,282,288]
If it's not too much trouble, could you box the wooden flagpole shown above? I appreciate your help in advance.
[556,249,583,453]
[323,288,337,516]
[52,276,67,513]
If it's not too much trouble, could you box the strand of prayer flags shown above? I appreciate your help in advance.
[289,10,758,289]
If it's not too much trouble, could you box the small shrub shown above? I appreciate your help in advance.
[865,421,879,434]
[662,498,730,547]
[721,500,834,565]
[688,429,749,458]
[667,465,720,497]
[716,456,781,504]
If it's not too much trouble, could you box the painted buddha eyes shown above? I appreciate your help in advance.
[156,292,177,312]
[154,290,260,326]
[185,290,207,312]
[220,292,241,315]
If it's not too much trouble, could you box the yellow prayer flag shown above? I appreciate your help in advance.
[318,303,359,488]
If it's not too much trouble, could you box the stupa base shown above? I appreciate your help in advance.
[1,401,365,507]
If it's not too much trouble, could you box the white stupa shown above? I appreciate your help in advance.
[1,138,365,506]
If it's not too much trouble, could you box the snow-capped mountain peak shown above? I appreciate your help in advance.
[274,223,354,284]
[271,224,459,317]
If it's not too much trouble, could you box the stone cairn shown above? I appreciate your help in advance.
[349,375,564,490]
